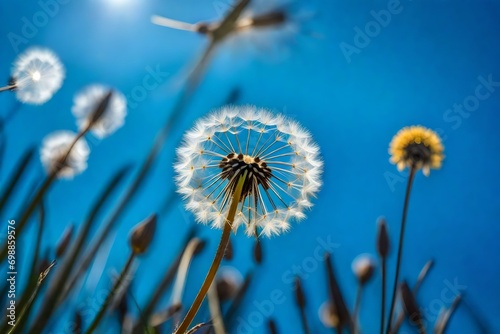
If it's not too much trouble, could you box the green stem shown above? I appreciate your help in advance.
[386,166,416,334]
[85,252,135,334]
[174,172,246,334]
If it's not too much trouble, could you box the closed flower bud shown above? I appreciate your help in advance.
[129,214,157,255]
[351,254,376,285]
[377,217,390,258]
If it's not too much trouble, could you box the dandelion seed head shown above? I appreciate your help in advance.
[72,84,127,138]
[175,105,322,237]
[389,125,444,176]
[40,131,90,179]
[12,47,65,105]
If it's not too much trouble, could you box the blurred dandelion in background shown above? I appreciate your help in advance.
[72,84,127,138]
[389,125,444,176]
[8,47,65,105]
[40,130,90,179]
[175,105,323,237]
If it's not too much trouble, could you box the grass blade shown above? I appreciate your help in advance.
[0,147,36,213]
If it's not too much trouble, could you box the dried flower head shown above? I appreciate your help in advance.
[72,84,127,138]
[389,126,444,176]
[11,47,65,105]
[175,106,322,237]
[351,254,376,285]
[40,131,90,179]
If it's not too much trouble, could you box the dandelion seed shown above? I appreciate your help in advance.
[175,105,322,237]
[40,131,90,179]
[72,84,127,138]
[389,126,444,176]
[10,47,65,105]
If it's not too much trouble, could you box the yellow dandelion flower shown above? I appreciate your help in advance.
[389,126,444,176]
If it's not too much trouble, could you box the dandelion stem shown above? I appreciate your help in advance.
[6,130,85,232]
[386,166,416,333]
[85,252,135,334]
[380,257,387,334]
[353,283,362,334]
[174,172,246,334]
[0,84,16,92]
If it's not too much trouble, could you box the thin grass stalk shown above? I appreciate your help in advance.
[222,272,253,330]
[352,283,362,334]
[8,260,55,334]
[126,288,153,334]
[207,282,226,334]
[141,228,197,320]
[0,204,46,334]
[84,252,135,334]
[171,238,204,308]
[174,172,246,334]
[294,277,310,334]
[380,257,387,334]
[392,260,434,333]
[0,147,34,213]
[386,166,416,333]
[434,295,461,334]
[28,167,130,333]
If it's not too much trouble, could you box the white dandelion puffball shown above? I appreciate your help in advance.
[175,106,323,237]
[12,47,65,105]
[40,131,90,179]
[72,84,127,138]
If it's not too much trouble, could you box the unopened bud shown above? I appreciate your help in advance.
[377,217,390,258]
[129,214,157,255]
[351,254,376,285]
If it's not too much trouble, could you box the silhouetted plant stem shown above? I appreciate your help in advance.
[8,261,55,334]
[392,260,433,333]
[174,173,246,334]
[353,284,363,334]
[85,252,135,334]
[386,165,416,333]
[0,127,90,261]
[380,257,387,334]
[294,277,310,334]
[207,282,226,334]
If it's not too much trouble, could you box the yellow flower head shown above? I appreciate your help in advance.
[389,126,444,176]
